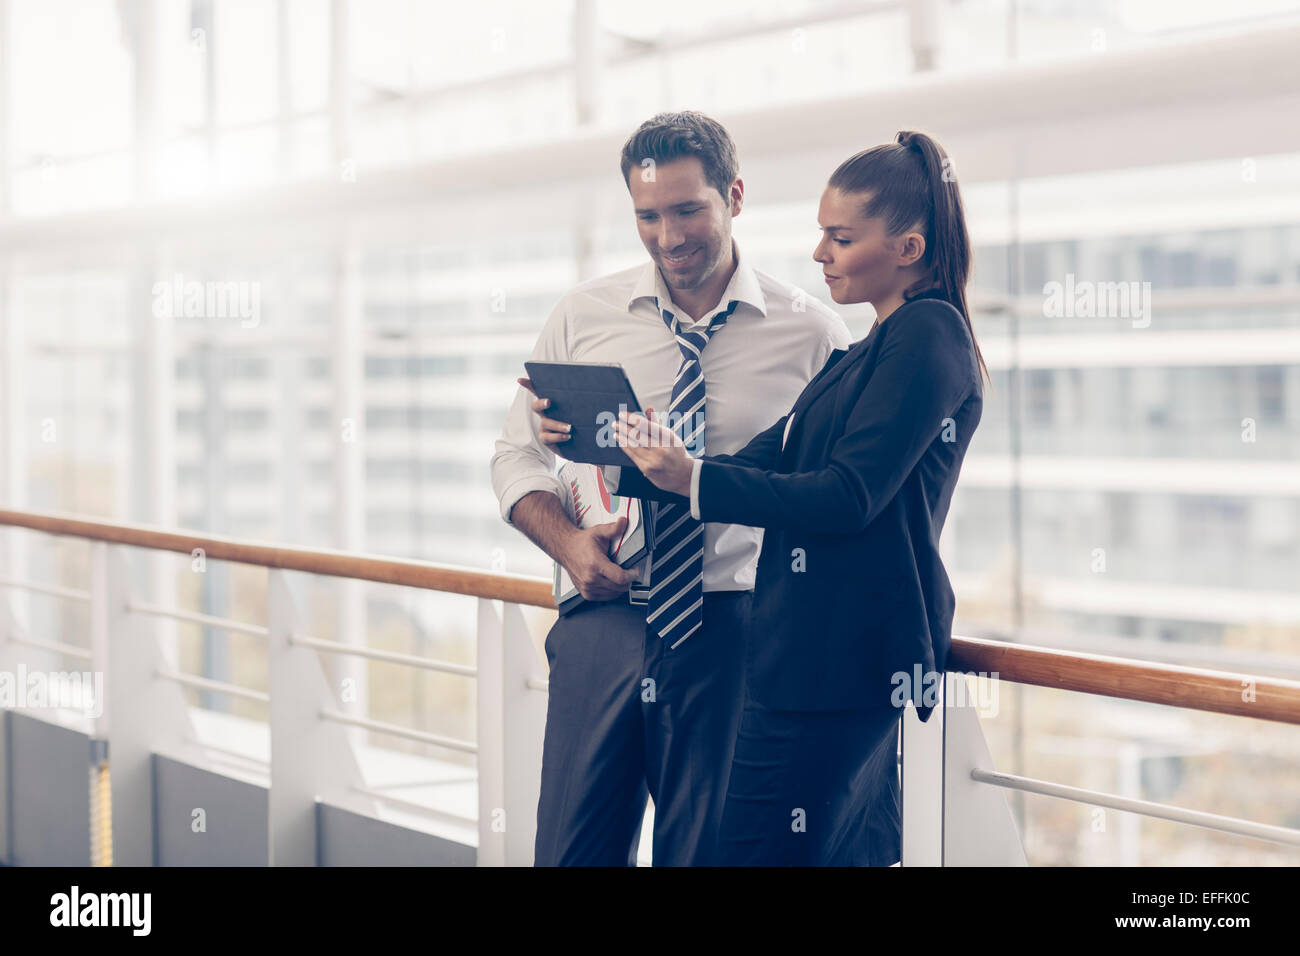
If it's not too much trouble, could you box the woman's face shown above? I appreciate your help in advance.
[813,187,921,307]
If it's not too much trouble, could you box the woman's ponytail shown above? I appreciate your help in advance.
[828,131,990,388]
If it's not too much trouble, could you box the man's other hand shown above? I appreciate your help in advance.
[556,516,641,601]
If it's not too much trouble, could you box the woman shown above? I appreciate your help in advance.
[540,131,988,865]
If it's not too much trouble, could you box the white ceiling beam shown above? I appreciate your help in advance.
[1,23,1298,260]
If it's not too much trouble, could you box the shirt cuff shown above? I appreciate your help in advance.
[690,458,703,521]
[499,474,567,525]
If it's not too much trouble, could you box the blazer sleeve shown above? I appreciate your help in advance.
[696,303,975,535]
[610,412,790,504]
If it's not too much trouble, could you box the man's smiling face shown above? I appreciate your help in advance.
[627,156,741,298]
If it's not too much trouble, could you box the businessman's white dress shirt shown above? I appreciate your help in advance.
[490,243,851,592]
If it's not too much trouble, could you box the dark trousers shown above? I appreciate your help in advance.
[718,703,903,866]
[534,591,750,866]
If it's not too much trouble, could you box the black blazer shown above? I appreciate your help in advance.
[618,293,982,720]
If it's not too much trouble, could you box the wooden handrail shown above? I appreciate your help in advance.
[0,509,555,608]
[2,508,1298,725]
[949,636,1300,727]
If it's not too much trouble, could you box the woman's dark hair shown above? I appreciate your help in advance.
[620,110,739,202]
[827,131,988,386]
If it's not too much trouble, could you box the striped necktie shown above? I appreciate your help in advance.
[644,296,738,648]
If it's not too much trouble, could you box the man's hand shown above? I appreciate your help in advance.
[555,515,642,601]
[517,376,573,454]
[509,377,640,605]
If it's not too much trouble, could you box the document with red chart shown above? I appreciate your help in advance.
[553,462,652,614]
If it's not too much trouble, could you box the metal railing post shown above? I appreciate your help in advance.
[941,672,1026,865]
[105,544,195,866]
[500,601,546,865]
[267,569,371,865]
[475,598,548,867]
[475,598,506,866]
[900,682,944,866]
[0,566,14,864]
[89,543,109,738]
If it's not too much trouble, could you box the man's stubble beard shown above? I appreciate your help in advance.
[664,236,727,297]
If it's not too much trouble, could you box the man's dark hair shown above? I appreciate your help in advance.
[619,110,739,200]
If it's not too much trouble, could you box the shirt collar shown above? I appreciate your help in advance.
[626,240,768,323]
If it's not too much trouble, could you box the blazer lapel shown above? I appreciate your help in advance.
[779,328,883,458]
[791,329,877,417]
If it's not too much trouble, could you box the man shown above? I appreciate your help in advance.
[490,110,850,866]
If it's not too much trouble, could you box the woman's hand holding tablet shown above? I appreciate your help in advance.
[614,409,694,498]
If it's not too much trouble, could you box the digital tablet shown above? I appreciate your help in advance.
[523,360,643,466]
